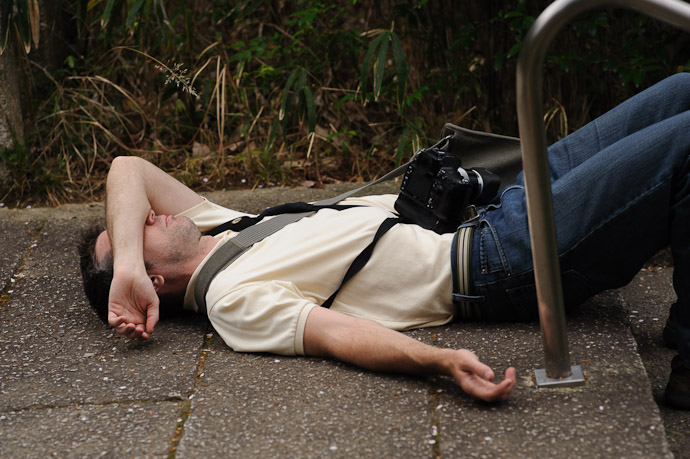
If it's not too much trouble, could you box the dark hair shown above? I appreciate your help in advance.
[77,222,184,324]
[78,222,113,324]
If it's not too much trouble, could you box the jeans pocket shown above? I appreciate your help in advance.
[478,221,512,275]
[505,269,598,321]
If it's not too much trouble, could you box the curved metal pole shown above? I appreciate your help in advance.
[517,0,690,381]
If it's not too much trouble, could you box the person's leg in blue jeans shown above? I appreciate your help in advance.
[469,73,690,408]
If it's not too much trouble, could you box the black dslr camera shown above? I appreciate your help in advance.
[394,136,501,234]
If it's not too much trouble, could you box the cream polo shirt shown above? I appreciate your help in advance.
[180,195,455,356]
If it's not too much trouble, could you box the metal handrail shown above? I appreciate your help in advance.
[517,0,690,384]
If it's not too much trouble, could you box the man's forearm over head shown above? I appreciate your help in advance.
[105,156,150,271]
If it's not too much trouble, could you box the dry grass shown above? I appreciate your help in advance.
[2,1,689,207]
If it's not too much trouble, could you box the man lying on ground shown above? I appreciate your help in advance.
[79,73,690,408]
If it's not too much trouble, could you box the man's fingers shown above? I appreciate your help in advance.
[471,380,511,402]
[455,354,517,403]
[479,367,516,402]
[146,303,160,335]
[115,324,150,340]
[115,322,134,333]
[134,323,150,340]
[123,323,149,341]
[115,322,135,339]
[107,269,160,339]
[504,366,516,382]
[111,314,154,341]
[491,367,517,400]
[458,350,495,381]
[108,314,126,328]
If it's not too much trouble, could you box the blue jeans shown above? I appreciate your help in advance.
[469,73,690,366]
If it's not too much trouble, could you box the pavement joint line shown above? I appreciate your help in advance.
[168,324,215,458]
[0,221,45,312]
[428,382,443,458]
[428,331,442,458]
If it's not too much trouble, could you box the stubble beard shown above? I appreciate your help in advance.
[166,216,203,264]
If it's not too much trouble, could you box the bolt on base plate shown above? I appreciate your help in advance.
[535,364,585,388]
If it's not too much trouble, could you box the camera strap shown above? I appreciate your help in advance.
[321,217,400,308]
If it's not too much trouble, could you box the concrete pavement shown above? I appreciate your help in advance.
[0,184,686,458]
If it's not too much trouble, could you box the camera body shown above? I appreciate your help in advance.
[394,140,500,233]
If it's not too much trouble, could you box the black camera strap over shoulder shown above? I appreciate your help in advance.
[320,217,400,308]
[204,202,360,235]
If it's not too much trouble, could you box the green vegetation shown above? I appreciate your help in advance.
[1,0,40,54]
[1,0,689,206]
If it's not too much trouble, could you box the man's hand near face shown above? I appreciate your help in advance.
[102,156,204,340]
[108,265,160,340]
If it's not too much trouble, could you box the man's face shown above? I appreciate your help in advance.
[95,210,202,275]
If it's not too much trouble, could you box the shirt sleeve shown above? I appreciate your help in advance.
[176,197,252,233]
[206,280,317,356]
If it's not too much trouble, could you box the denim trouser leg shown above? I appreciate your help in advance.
[470,73,690,365]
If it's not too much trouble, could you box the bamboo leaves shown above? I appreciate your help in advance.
[90,0,170,32]
[272,67,316,147]
[1,0,40,55]
[100,0,118,28]
[360,28,408,106]
[0,1,12,54]
[125,0,145,29]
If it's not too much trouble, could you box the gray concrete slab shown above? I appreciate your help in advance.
[0,219,209,411]
[22,221,86,277]
[434,294,671,458]
[0,220,39,291]
[178,329,436,458]
[0,276,208,410]
[0,278,206,411]
[0,401,180,457]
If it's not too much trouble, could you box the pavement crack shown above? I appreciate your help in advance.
[428,331,442,458]
[168,325,214,458]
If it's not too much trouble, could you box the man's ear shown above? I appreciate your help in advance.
[150,275,165,293]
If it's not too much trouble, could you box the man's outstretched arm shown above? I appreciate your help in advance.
[303,307,516,403]
[105,156,203,339]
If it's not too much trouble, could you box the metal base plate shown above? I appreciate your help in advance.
[535,365,585,388]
